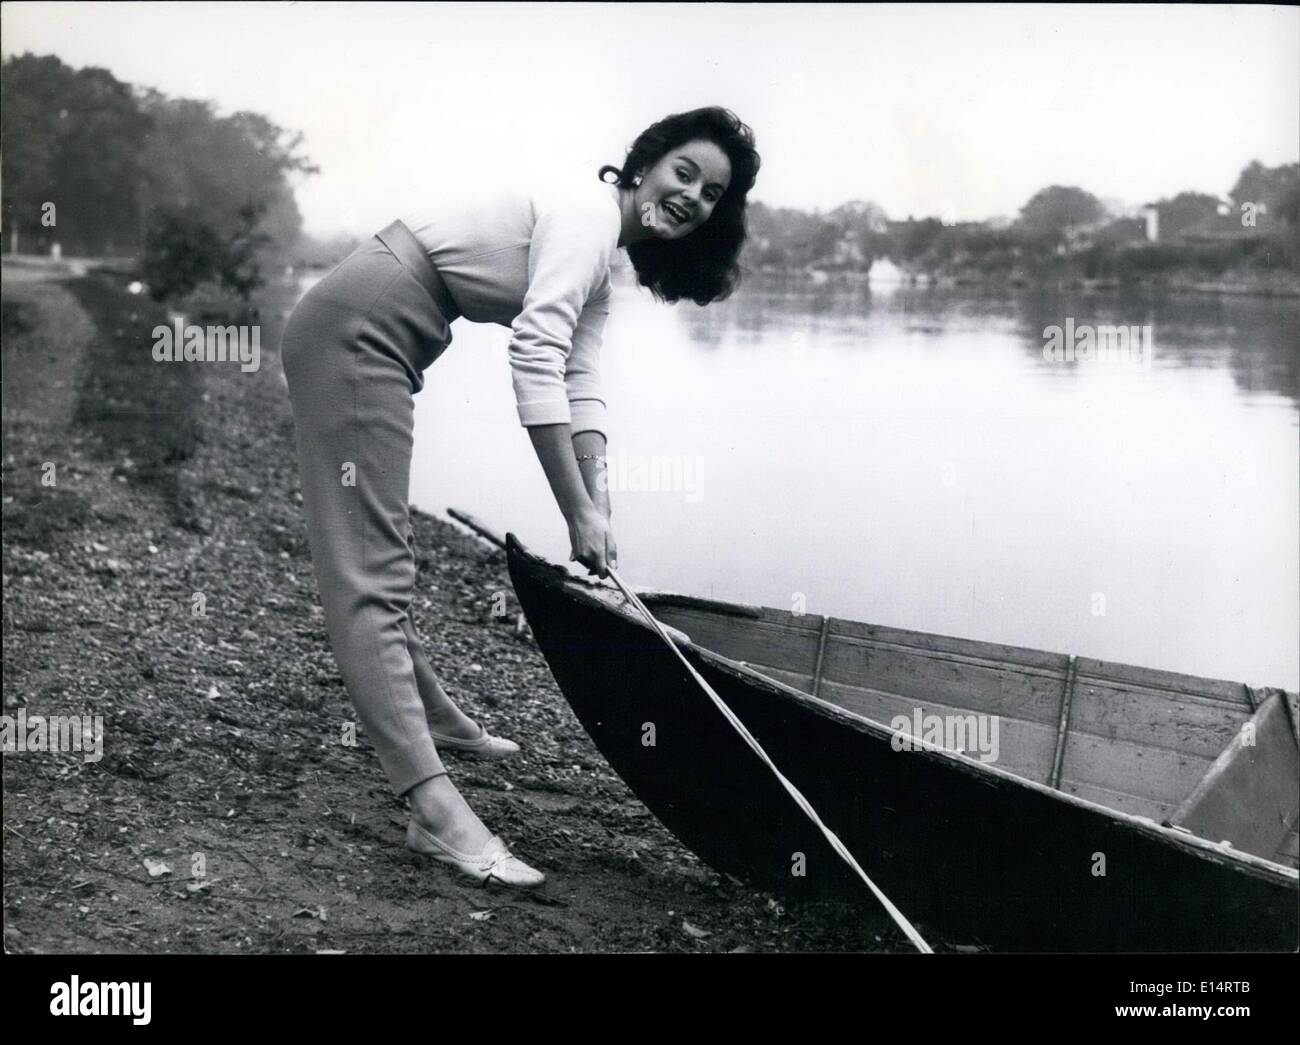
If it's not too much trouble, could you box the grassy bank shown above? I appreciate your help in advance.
[1,266,913,953]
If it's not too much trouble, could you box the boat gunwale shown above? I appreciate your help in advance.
[636,590,1277,706]
[507,536,1299,887]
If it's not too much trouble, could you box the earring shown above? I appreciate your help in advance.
[632,175,642,187]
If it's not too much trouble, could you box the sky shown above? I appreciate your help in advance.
[4,2,1298,237]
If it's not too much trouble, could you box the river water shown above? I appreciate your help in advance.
[293,269,1299,689]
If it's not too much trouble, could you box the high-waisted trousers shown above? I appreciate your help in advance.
[279,227,457,797]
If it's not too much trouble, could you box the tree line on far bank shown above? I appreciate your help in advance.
[742,164,1300,286]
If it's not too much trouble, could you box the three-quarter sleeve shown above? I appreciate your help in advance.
[508,190,617,438]
[563,284,610,438]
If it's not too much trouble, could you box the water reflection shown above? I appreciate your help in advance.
[1007,288,1298,402]
[688,273,1299,403]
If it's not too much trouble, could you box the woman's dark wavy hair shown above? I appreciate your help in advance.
[599,106,760,306]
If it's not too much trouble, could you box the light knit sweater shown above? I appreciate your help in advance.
[403,178,622,439]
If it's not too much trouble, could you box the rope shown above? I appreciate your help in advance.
[605,567,933,954]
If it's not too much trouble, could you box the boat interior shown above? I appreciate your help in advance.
[626,590,1300,871]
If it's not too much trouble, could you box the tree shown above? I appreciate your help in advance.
[827,200,890,267]
[219,200,274,301]
[51,65,154,253]
[1278,180,1299,230]
[1,53,152,254]
[1230,160,1299,212]
[136,92,317,266]
[0,57,58,252]
[1016,185,1104,237]
[140,205,226,300]
[887,218,946,265]
[140,198,275,303]
[742,201,841,269]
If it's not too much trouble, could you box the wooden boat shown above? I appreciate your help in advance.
[502,533,1299,952]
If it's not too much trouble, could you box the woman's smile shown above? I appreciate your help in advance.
[661,199,692,225]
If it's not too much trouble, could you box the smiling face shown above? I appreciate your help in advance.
[635,139,732,241]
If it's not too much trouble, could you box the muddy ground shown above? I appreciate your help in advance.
[1,264,908,953]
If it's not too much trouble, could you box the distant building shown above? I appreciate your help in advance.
[1062,216,1112,251]
[1092,217,1149,247]
[1176,205,1263,243]
[1140,204,1159,242]
[1144,194,1223,242]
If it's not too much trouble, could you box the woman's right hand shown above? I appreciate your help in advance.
[567,507,618,578]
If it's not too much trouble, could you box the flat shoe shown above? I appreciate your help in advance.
[429,725,520,760]
[406,821,545,889]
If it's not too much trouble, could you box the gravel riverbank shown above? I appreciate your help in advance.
[2,265,904,953]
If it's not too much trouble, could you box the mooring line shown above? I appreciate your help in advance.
[606,567,933,954]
